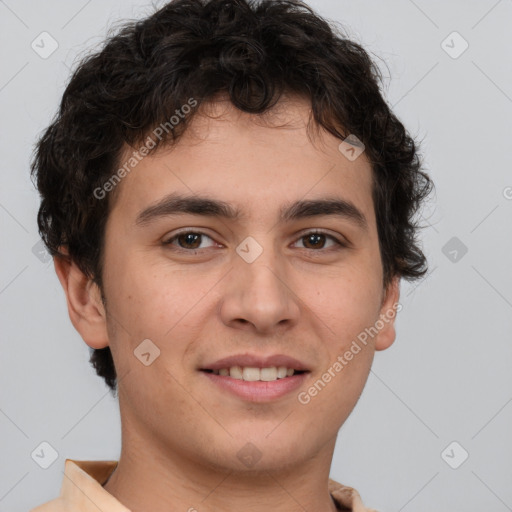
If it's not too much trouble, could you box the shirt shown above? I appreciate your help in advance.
[30,459,377,512]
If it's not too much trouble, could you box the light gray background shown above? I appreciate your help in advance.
[1,1,511,511]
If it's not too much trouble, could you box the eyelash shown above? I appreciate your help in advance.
[162,229,348,253]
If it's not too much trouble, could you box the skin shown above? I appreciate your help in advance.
[54,94,399,512]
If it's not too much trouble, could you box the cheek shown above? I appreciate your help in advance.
[306,280,380,410]
[302,277,380,423]
[104,257,216,371]
[104,250,177,331]
[313,268,382,343]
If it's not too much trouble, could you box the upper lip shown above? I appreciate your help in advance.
[200,353,310,372]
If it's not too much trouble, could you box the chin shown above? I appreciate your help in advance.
[210,431,314,473]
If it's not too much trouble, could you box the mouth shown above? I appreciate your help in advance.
[199,353,310,380]
[199,354,311,402]
[200,367,308,382]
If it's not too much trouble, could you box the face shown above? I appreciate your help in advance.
[70,95,399,473]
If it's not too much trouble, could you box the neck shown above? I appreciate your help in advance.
[103,424,339,512]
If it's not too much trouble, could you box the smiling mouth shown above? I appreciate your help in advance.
[201,367,308,382]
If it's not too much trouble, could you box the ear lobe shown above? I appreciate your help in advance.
[53,250,109,349]
[374,276,401,352]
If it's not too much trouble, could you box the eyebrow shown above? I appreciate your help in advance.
[135,192,368,230]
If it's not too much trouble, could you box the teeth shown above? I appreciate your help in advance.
[211,366,298,381]
[230,366,243,379]
[260,367,277,381]
[243,367,261,381]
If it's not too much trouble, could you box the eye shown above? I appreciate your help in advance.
[292,230,346,251]
[162,229,347,254]
[163,230,217,251]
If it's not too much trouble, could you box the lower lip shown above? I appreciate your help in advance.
[201,371,309,402]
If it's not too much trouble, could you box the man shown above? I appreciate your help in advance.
[30,0,432,510]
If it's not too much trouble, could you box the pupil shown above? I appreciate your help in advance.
[180,233,201,249]
[305,233,324,249]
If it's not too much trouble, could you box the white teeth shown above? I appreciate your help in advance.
[260,367,277,381]
[242,367,261,381]
[277,366,288,378]
[211,366,299,381]
[230,366,243,380]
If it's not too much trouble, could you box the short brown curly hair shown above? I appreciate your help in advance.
[30,0,433,395]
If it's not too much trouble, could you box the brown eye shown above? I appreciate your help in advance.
[293,230,345,251]
[302,232,327,249]
[176,233,202,249]
[163,231,216,251]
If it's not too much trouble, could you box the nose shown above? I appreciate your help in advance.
[219,242,300,335]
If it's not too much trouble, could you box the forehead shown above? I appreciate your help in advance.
[108,96,374,225]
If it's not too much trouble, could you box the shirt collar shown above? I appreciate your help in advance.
[328,478,376,511]
[61,459,372,511]
[60,459,130,511]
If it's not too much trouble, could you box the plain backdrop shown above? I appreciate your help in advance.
[1,1,511,511]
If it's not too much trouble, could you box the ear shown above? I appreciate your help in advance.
[374,276,401,351]
[53,249,109,349]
